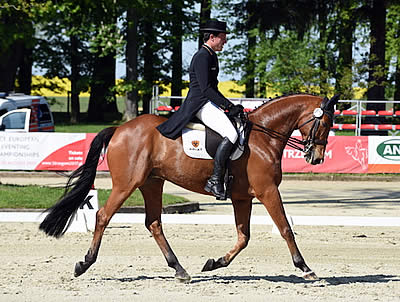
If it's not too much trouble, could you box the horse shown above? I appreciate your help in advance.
[39,93,339,282]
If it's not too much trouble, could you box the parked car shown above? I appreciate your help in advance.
[0,92,55,132]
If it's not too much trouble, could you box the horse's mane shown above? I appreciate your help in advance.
[249,93,322,114]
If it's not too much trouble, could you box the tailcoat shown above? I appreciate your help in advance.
[156,44,232,139]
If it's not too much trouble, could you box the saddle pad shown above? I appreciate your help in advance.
[182,123,245,160]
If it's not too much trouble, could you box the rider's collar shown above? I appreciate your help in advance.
[202,44,215,55]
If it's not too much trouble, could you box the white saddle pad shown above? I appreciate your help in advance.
[182,122,245,160]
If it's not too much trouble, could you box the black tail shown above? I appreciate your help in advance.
[39,127,117,238]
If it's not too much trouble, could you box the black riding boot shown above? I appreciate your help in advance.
[205,137,234,200]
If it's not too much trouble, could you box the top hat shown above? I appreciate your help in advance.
[200,20,229,33]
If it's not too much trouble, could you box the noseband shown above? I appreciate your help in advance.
[252,105,334,154]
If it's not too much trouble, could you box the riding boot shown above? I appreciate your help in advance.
[205,137,234,200]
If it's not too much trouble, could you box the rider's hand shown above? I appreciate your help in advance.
[228,104,244,117]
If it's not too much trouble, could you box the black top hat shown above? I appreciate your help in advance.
[200,20,229,33]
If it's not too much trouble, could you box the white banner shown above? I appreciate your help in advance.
[0,133,86,170]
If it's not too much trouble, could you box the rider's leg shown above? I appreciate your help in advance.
[196,101,238,199]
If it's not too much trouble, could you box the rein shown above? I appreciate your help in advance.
[252,123,308,152]
[251,107,334,153]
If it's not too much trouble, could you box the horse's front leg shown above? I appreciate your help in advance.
[202,198,252,272]
[258,185,318,280]
[140,178,191,283]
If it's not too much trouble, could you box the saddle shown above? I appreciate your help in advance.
[181,116,251,200]
[181,116,252,160]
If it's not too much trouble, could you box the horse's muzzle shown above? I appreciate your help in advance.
[305,149,324,165]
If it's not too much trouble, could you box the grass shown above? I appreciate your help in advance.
[0,184,188,209]
[52,112,122,133]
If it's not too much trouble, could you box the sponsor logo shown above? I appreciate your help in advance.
[191,140,200,148]
[345,139,368,169]
[376,139,400,161]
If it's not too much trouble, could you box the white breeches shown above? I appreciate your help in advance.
[195,101,238,144]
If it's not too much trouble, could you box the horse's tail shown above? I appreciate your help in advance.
[39,127,117,238]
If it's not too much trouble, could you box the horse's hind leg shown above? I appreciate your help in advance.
[259,185,318,280]
[202,198,252,272]
[139,178,191,283]
[74,186,135,277]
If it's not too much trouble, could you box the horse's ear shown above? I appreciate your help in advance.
[321,94,340,111]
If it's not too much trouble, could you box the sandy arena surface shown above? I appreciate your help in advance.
[0,223,399,301]
[0,175,399,301]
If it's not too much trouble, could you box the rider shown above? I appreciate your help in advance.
[156,19,244,200]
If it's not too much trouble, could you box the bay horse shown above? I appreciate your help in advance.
[39,93,339,282]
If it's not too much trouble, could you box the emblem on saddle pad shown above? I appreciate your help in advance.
[182,121,248,160]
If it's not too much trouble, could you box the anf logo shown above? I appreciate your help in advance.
[191,140,200,148]
[377,139,400,161]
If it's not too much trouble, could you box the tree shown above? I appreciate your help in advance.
[366,0,387,102]
[0,1,35,92]
[34,1,93,123]
[334,0,358,99]
[170,0,184,105]
[87,1,123,122]
[386,3,400,109]
[124,6,139,120]
[198,0,211,49]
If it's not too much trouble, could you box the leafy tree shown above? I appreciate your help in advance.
[0,0,36,92]
[256,30,322,94]
[34,0,93,123]
[386,3,400,108]
[86,1,123,122]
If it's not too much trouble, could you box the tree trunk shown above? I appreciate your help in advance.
[0,40,23,92]
[198,0,211,49]
[87,51,118,122]
[171,0,183,107]
[317,0,328,95]
[244,1,257,98]
[245,33,256,98]
[124,7,139,121]
[69,35,80,124]
[17,43,32,95]
[394,56,400,110]
[142,20,155,114]
[363,0,387,136]
[335,0,355,100]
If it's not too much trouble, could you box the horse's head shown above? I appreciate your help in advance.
[297,94,340,165]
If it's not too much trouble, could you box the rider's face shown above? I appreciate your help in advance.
[208,33,227,52]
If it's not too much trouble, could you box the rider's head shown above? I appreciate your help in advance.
[201,20,228,52]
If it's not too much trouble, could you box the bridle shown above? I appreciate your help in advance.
[251,103,334,154]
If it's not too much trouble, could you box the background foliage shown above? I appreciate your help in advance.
[1,0,400,121]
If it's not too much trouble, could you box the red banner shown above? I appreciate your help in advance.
[282,136,369,173]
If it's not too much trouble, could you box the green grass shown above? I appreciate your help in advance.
[47,96,127,113]
[0,184,188,209]
[52,112,122,133]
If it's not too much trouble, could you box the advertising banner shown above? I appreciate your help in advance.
[282,136,369,173]
[0,133,399,173]
[368,137,400,173]
[0,132,86,170]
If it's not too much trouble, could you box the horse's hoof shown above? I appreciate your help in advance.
[201,258,215,272]
[74,261,87,277]
[302,270,318,280]
[175,270,191,283]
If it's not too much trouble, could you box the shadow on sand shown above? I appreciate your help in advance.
[101,273,399,286]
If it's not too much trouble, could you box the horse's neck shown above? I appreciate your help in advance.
[250,98,305,136]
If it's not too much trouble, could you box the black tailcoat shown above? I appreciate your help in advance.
[156,44,232,139]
